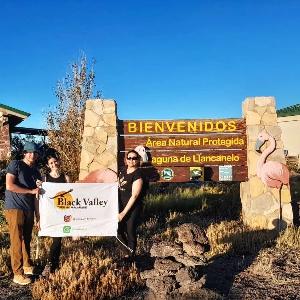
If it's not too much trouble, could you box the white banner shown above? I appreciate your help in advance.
[38,182,118,237]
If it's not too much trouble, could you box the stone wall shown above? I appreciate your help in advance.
[240,97,293,229]
[0,112,11,161]
[79,99,118,180]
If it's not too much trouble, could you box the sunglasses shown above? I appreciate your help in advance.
[127,156,138,161]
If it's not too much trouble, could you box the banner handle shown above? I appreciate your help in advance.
[115,237,133,253]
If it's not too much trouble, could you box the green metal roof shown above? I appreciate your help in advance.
[0,103,30,117]
[11,126,47,136]
[277,104,300,117]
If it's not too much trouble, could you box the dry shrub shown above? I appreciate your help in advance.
[140,216,160,234]
[32,246,142,300]
[0,229,10,276]
[207,220,276,257]
[0,246,10,276]
[160,227,177,242]
[207,220,242,255]
[165,211,184,226]
[24,235,143,299]
[250,250,273,276]
[137,237,152,255]
[276,226,300,249]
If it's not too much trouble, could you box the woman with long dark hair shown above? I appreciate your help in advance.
[118,150,144,260]
[39,152,70,276]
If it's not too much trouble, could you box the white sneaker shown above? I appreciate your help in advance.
[13,274,31,285]
[23,266,37,275]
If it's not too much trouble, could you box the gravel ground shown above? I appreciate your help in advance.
[228,248,300,300]
[0,275,32,300]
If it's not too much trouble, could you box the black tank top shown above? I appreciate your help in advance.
[45,173,67,183]
[118,167,143,208]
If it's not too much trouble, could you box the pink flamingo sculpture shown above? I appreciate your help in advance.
[255,129,290,230]
[78,168,117,183]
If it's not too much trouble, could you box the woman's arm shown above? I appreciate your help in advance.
[65,175,71,183]
[118,178,143,222]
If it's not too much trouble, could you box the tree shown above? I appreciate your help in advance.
[46,54,99,180]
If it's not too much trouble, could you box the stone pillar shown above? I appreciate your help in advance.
[240,97,293,229]
[79,99,118,180]
[0,112,11,161]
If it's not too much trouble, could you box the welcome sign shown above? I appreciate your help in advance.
[118,118,247,182]
[39,182,118,237]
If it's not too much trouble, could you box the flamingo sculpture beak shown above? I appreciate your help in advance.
[255,139,264,153]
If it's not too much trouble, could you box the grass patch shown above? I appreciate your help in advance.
[143,183,241,219]
[32,238,142,300]
[207,220,277,257]
[276,226,300,249]
[0,182,299,299]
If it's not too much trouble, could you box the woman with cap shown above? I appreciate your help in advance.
[4,141,41,285]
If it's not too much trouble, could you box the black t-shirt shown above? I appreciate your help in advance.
[45,173,67,183]
[5,160,41,211]
[118,167,143,208]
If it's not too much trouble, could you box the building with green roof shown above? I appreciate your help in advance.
[277,104,300,158]
[0,103,46,160]
[277,104,300,117]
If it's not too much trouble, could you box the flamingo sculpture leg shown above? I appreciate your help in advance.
[255,130,290,231]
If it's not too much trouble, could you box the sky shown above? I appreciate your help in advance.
[0,0,300,129]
